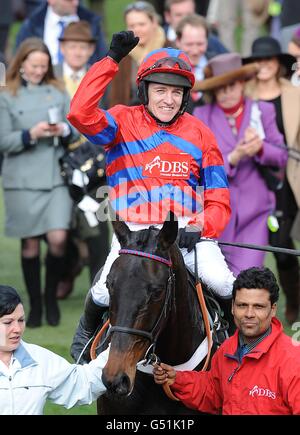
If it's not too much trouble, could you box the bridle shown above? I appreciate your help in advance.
[112,248,179,402]
[108,248,175,346]
[90,246,212,402]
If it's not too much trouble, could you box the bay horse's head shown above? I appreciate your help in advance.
[102,212,178,396]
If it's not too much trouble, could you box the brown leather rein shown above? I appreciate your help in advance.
[90,247,212,402]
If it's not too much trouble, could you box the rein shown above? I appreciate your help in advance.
[111,248,174,344]
[218,240,300,256]
[194,248,212,371]
[90,249,174,352]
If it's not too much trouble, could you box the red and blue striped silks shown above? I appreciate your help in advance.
[68,57,230,238]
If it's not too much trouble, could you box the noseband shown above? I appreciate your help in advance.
[108,249,175,348]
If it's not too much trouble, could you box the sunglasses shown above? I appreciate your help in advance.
[124,1,155,15]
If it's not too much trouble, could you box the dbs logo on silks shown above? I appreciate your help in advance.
[142,153,190,179]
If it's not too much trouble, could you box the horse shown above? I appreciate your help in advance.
[96,212,229,415]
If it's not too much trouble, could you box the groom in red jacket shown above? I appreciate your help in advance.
[154,266,300,415]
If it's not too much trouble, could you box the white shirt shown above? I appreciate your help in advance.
[63,62,87,81]
[191,55,208,101]
[193,55,208,81]
[166,26,176,42]
[0,341,108,415]
[44,6,79,65]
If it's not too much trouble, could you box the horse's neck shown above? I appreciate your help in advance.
[173,247,200,329]
[156,246,204,365]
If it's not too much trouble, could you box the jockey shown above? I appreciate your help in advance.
[68,31,235,362]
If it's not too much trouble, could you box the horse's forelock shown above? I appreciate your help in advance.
[130,226,159,250]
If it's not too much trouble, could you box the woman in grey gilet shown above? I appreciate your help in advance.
[0,38,79,327]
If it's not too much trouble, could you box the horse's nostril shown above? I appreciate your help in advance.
[102,372,132,396]
[115,373,131,396]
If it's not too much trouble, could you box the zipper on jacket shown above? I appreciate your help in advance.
[227,349,259,382]
[228,364,240,382]
[9,375,14,415]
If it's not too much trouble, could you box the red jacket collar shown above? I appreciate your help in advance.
[226,317,283,360]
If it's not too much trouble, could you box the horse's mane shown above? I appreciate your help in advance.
[170,243,205,332]
[134,227,153,248]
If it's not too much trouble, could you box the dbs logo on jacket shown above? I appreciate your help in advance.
[143,153,190,179]
[249,385,276,400]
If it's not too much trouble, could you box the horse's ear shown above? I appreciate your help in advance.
[112,219,131,246]
[158,211,178,250]
[112,221,131,247]
[109,203,131,246]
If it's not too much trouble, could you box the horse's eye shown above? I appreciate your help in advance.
[149,286,164,300]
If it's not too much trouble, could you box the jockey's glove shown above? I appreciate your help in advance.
[107,31,139,63]
[178,227,202,253]
[70,290,108,364]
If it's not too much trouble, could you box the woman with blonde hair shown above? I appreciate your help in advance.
[0,37,78,327]
[244,36,300,324]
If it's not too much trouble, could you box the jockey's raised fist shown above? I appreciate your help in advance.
[107,31,139,63]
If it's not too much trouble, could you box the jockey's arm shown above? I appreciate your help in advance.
[67,57,120,147]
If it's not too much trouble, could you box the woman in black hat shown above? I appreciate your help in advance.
[244,35,300,325]
[243,35,296,78]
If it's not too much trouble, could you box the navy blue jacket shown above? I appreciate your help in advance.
[16,4,107,65]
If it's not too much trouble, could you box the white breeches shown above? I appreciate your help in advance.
[91,224,235,307]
